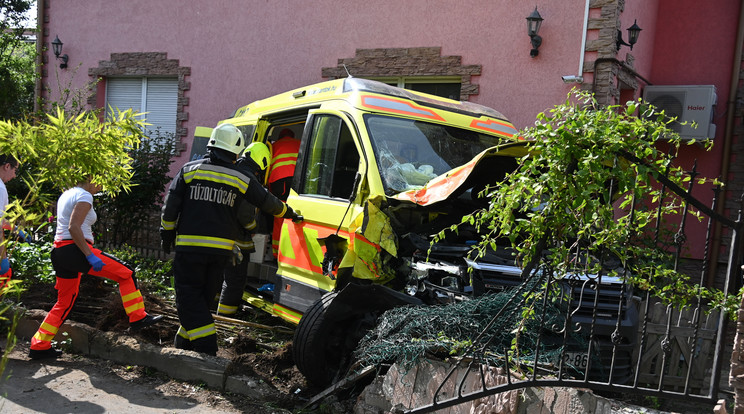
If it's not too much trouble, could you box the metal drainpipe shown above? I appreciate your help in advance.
[706,0,744,287]
[579,0,589,77]
[33,0,45,114]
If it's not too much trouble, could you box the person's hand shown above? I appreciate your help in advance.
[160,229,176,254]
[284,207,303,223]
[86,253,105,272]
[0,258,9,274]
[16,229,29,242]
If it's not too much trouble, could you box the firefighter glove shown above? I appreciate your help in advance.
[86,253,105,272]
[160,229,176,254]
[0,258,8,274]
[231,245,243,266]
[284,206,303,223]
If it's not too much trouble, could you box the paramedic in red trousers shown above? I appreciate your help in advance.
[0,154,18,289]
[161,124,301,355]
[268,128,300,256]
[217,141,272,316]
[29,178,163,360]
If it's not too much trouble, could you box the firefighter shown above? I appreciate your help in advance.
[217,141,271,316]
[161,124,301,355]
[268,128,300,256]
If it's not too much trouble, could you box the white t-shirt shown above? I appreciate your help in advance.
[0,180,7,218]
[55,187,97,242]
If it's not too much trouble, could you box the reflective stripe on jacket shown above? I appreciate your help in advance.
[162,157,290,255]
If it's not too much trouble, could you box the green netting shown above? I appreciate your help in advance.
[353,276,588,376]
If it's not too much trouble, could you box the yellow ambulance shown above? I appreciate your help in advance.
[214,77,529,385]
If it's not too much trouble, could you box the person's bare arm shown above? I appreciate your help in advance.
[68,202,94,256]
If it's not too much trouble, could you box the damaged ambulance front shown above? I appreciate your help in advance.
[286,82,533,385]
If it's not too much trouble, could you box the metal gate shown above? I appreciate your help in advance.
[404,163,744,413]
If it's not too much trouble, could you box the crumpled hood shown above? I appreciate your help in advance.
[390,141,530,206]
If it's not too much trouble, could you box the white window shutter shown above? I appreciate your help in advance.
[106,78,143,117]
[105,77,178,137]
[144,78,178,136]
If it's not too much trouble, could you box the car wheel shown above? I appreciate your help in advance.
[292,291,374,386]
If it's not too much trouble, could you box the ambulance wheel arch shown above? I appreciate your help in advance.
[292,284,423,386]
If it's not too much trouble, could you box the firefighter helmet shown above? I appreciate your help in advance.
[208,124,245,156]
[244,142,271,172]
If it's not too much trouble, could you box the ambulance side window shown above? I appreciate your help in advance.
[299,115,359,199]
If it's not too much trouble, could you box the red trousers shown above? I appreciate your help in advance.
[30,241,148,351]
[0,268,11,291]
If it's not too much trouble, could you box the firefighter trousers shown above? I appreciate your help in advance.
[173,251,227,355]
[30,241,148,351]
[217,257,249,316]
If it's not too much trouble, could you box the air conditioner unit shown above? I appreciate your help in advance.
[642,85,717,140]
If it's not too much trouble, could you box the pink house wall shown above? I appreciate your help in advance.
[647,0,741,259]
[45,0,588,151]
[42,0,741,259]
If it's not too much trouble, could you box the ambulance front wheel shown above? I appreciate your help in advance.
[292,291,376,387]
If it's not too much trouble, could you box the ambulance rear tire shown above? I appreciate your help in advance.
[292,291,345,386]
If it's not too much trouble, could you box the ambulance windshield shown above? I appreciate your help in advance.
[364,114,505,195]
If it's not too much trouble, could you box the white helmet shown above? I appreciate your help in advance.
[208,124,245,156]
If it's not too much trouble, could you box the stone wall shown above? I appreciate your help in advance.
[321,47,481,101]
[87,52,191,152]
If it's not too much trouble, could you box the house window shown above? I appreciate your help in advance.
[373,77,462,101]
[105,77,178,137]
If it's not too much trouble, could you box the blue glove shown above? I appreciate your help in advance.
[0,258,8,274]
[17,229,29,242]
[86,253,105,272]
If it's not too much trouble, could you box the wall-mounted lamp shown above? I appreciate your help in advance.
[51,35,68,69]
[616,19,642,51]
[526,6,544,58]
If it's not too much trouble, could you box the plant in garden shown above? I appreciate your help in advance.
[447,89,735,314]
[107,245,174,299]
[456,90,738,305]
[8,238,54,285]
[0,280,24,379]
[0,106,147,232]
[95,129,179,247]
[0,0,36,120]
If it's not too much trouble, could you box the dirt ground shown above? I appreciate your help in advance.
[5,275,730,414]
[0,341,297,413]
[5,275,343,413]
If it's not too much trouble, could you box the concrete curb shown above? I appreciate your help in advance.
[15,308,276,399]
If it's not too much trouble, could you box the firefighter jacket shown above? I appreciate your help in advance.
[268,136,300,184]
[161,156,292,256]
[233,156,265,252]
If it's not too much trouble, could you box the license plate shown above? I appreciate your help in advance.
[563,351,588,369]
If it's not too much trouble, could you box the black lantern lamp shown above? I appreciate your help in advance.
[51,35,68,69]
[526,7,544,58]
[617,19,642,51]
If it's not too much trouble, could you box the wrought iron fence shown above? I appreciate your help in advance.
[403,164,743,413]
[94,209,168,260]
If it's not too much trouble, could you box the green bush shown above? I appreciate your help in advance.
[7,240,173,301]
[107,245,174,300]
[95,129,179,247]
[8,240,54,285]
